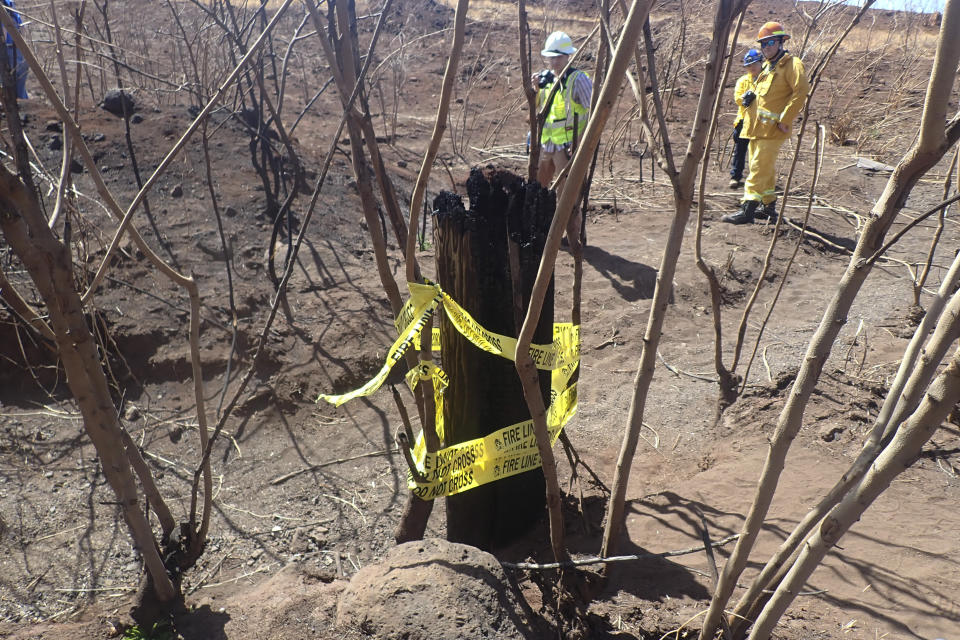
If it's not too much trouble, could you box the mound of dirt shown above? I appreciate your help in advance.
[337,538,540,639]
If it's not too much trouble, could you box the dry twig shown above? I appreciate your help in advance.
[269,449,397,485]
[502,533,740,570]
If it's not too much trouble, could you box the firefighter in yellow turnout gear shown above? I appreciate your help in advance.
[729,49,764,189]
[722,22,809,225]
[532,31,592,245]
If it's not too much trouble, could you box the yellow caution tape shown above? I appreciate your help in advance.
[319,282,579,405]
[437,291,579,370]
[317,284,442,406]
[317,280,582,500]
[393,282,440,334]
[429,321,579,368]
[405,360,449,443]
[408,379,578,500]
[409,350,577,464]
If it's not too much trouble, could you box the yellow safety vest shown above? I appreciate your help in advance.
[539,69,589,146]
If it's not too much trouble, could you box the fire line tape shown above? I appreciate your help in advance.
[399,282,580,370]
[319,281,579,406]
[406,360,449,443]
[317,281,581,500]
[318,286,443,407]
[407,376,578,500]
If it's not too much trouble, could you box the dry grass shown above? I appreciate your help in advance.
[842,19,940,52]
[830,113,856,146]
[433,0,603,31]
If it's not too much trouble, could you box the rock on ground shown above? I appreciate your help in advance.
[100,89,136,118]
[337,538,539,639]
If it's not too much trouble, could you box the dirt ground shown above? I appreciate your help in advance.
[1,0,959,638]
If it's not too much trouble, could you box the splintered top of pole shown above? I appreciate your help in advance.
[516,0,654,353]
[405,0,469,285]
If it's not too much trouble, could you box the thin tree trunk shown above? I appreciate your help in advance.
[305,0,438,540]
[330,0,404,313]
[304,0,417,342]
[48,0,83,231]
[600,0,742,558]
[0,0,311,588]
[518,0,538,183]
[913,146,958,306]
[748,345,960,640]
[359,107,408,252]
[0,22,179,600]
[511,0,656,564]
[0,267,56,342]
[322,0,408,253]
[693,11,744,413]
[405,0,468,279]
[0,168,177,603]
[396,0,470,538]
[728,250,960,636]
[120,429,176,539]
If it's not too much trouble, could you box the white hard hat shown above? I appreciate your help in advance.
[541,31,576,57]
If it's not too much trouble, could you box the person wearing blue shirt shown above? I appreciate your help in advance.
[1,0,28,99]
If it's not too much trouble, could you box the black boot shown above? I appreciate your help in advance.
[757,199,778,222]
[722,200,758,225]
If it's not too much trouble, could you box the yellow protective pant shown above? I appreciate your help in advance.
[743,137,785,204]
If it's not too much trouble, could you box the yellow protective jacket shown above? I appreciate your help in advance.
[733,73,754,126]
[741,52,808,141]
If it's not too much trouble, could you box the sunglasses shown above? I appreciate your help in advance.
[760,38,780,47]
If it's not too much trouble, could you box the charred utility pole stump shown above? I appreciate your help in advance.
[433,167,555,550]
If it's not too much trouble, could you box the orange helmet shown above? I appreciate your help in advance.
[757,21,790,41]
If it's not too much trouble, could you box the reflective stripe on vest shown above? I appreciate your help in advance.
[758,107,780,122]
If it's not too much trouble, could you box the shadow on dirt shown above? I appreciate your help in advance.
[607,531,711,602]
[814,530,960,640]
[774,218,857,255]
[582,244,658,302]
[173,604,230,640]
[614,491,790,602]
[494,492,724,640]
[0,326,65,407]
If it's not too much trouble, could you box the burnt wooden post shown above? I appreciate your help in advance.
[433,167,555,550]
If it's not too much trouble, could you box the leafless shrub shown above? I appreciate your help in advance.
[0,0,312,620]
[829,111,856,145]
